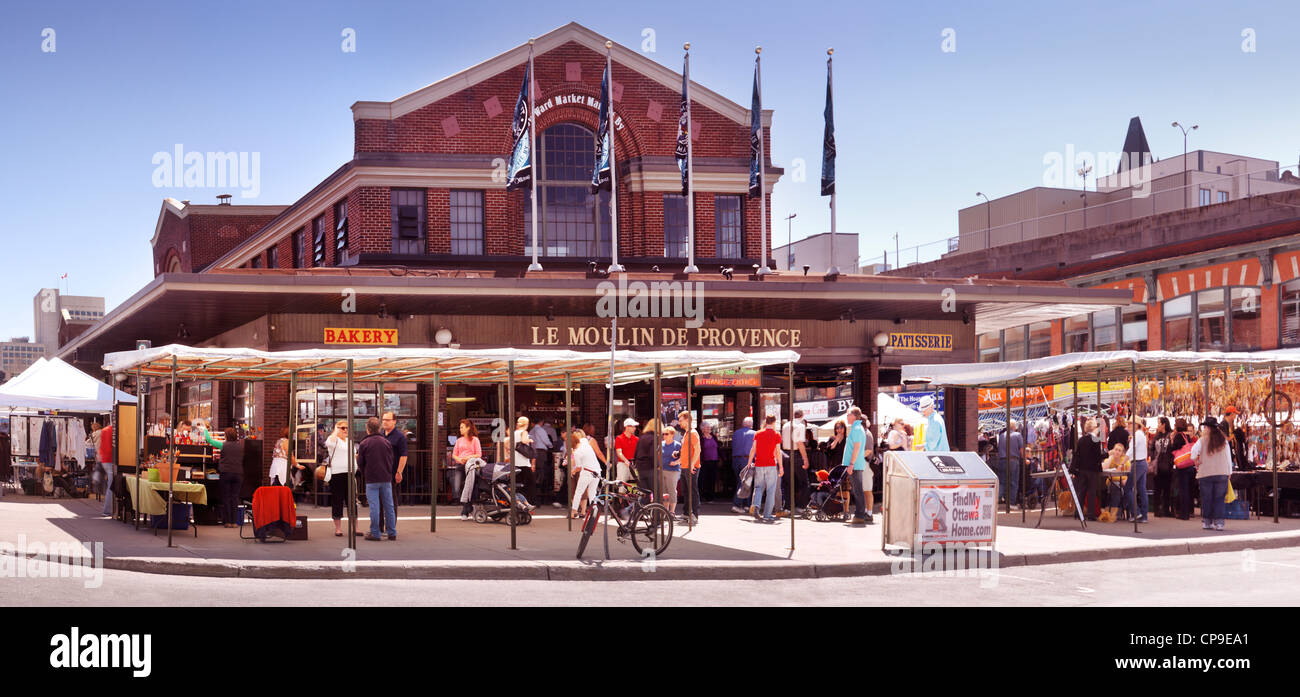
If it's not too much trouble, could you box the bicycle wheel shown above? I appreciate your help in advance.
[576,505,600,559]
[630,503,673,558]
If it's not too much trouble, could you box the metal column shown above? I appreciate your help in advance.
[507,361,517,550]
[1130,360,1140,533]
[654,364,662,507]
[787,362,795,549]
[165,357,178,548]
[1004,382,1011,514]
[1021,377,1028,523]
[134,365,144,530]
[1271,362,1279,524]
[565,372,572,532]
[288,372,298,491]
[686,371,695,530]
[346,360,356,550]
[431,371,440,533]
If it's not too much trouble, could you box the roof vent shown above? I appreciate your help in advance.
[216,194,233,205]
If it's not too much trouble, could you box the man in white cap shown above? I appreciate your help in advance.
[614,417,639,483]
[920,395,950,452]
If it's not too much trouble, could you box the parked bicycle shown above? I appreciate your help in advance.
[576,478,673,560]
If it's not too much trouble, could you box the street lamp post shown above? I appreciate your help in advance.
[1077,164,1092,229]
[1172,121,1198,209]
[976,192,991,249]
[784,213,796,271]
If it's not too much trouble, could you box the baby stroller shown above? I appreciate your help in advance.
[464,458,534,525]
[802,465,849,522]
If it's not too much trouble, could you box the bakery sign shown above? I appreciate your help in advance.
[323,328,399,346]
[888,332,953,351]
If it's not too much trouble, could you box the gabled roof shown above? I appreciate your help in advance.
[150,198,288,248]
[350,22,771,128]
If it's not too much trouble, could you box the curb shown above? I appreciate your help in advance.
[6,530,1300,581]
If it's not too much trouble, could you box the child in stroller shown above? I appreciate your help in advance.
[802,464,849,521]
[462,458,535,525]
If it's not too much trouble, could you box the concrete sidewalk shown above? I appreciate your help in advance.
[3,491,1299,580]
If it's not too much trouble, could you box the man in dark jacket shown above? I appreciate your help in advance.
[357,417,397,541]
[1071,418,1105,521]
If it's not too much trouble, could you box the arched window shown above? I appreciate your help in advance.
[524,124,611,258]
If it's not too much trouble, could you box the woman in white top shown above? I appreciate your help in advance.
[569,429,601,518]
[886,419,910,451]
[269,426,293,487]
[324,420,354,536]
[512,416,537,505]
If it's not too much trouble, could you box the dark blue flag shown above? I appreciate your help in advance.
[505,63,532,191]
[591,63,612,193]
[748,59,762,199]
[675,57,690,196]
[821,56,835,197]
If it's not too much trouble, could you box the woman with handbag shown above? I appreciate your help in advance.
[1191,417,1233,531]
[324,420,354,537]
[451,419,481,520]
[1151,417,1175,517]
[1171,417,1198,521]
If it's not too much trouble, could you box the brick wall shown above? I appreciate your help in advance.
[260,381,289,484]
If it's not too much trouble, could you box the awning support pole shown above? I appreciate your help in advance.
[166,357,178,548]
[654,364,662,515]
[1272,362,1279,524]
[686,370,695,531]
[565,372,572,532]
[288,371,297,489]
[134,364,143,530]
[787,362,796,550]
[1021,376,1028,523]
[1004,382,1011,515]
[346,359,356,551]
[1131,359,1140,534]
[431,371,440,533]
[508,360,517,551]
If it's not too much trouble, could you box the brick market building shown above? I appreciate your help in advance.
[60,23,1128,499]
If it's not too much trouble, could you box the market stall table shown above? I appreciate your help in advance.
[121,473,207,537]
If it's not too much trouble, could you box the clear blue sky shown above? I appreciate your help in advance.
[2,0,1298,340]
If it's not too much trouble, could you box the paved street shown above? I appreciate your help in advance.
[4,546,1298,606]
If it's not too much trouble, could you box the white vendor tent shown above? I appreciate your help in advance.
[0,356,136,412]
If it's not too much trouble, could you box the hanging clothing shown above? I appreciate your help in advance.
[0,432,11,481]
[11,417,28,457]
[38,420,57,470]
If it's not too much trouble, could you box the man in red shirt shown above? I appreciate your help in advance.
[746,415,784,522]
[614,418,639,482]
[97,423,114,517]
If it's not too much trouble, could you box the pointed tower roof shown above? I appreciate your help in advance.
[1116,116,1152,173]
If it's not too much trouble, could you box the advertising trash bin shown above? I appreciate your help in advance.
[882,451,998,552]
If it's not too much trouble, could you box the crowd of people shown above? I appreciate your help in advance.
[983,407,1250,532]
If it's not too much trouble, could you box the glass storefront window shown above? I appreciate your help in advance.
[978,333,1000,363]
[1122,303,1148,350]
[1092,308,1118,351]
[1064,314,1090,353]
[1197,289,1225,351]
[1163,295,1193,351]
[1003,325,1026,361]
[1230,287,1260,351]
[1027,321,1052,358]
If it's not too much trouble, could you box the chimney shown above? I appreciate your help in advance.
[216,194,233,205]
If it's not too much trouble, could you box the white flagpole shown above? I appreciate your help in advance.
[683,42,698,274]
[756,46,769,276]
[826,48,841,278]
[527,39,542,272]
[606,40,625,274]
